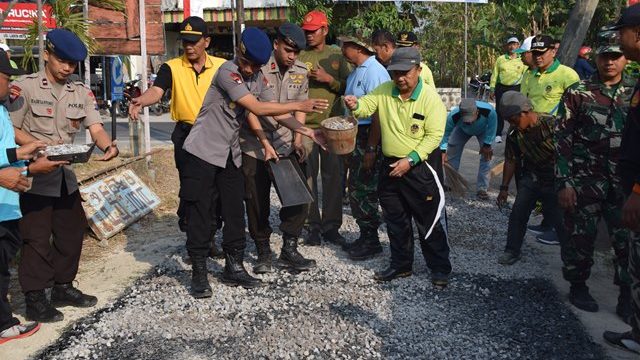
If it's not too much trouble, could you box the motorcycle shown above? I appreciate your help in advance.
[116,77,142,118]
[469,71,492,101]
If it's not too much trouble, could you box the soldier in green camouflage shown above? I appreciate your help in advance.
[555,30,633,321]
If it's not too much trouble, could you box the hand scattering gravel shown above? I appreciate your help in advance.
[323,117,355,130]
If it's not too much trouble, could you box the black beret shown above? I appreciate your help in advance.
[277,22,306,50]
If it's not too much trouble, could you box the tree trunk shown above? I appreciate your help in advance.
[557,0,599,67]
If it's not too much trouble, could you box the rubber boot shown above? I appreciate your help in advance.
[616,286,632,324]
[342,230,368,252]
[348,231,383,261]
[25,290,64,323]
[191,256,212,298]
[253,240,273,274]
[569,283,598,312]
[221,251,262,289]
[278,235,316,271]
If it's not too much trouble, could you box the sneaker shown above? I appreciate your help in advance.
[495,136,502,143]
[527,224,551,236]
[0,322,41,345]
[536,230,560,245]
[51,283,98,308]
[603,331,640,354]
[476,190,489,201]
[498,251,521,265]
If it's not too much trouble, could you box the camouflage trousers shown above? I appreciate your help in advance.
[630,229,640,335]
[348,126,382,234]
[561,187,631,286]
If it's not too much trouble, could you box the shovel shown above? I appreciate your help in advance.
[268,157,314,207]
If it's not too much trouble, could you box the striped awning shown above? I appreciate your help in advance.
[163,7,289,24]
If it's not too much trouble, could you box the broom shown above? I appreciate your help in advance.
[443,162,470,197]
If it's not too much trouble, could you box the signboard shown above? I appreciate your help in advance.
[334,0,487,2]
[80,169,161,240]
[0,1,56,38]
[111,57,124,101]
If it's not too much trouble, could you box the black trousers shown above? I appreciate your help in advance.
[181,152,246,257]
[171,122,192,226]
[494,83,521,137]
[379,157,451,274]
[18,180,87,292]
[242,153,308,242]
[0,220,20,332]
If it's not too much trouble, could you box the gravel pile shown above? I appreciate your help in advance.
[37,191,607,360]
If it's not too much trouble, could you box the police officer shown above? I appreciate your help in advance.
[556,30,634,319]
[181,28,327,298]
[239,23,316,274]
[130,16,226,257]
[344,48,451,288]
[9,29,119,322]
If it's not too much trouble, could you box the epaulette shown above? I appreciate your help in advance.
[13,73,37,83]
[293,60,308,70]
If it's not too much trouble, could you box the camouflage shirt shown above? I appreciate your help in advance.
[555,73,635,194]
[505,113,556,183]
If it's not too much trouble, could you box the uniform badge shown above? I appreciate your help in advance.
[411,124,419,134]
[229,102,236,109]
[400,33,408,41]
[46,108,53,115]
[271,62,276,70]
[230,72,243,84]
[545,85,552,93]
[305,14,313,23]
[41,78,48,87]
[185,23,193,31]
[305,62,313,71]
[331,60,340,70]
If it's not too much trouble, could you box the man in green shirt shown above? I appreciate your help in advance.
[298,10,351,246]
[490,36,527,143]
[344,48,451,288]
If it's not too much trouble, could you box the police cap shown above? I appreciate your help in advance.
[180,16,208,42]
[240,27,272,65]
[46,28,87,62]
[277,22,306,51]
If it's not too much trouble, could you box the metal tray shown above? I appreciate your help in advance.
[47,143,96,163]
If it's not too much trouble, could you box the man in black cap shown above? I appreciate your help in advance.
[181,27,328,297]
[344,47,451,288]
[239,23,316,274]
[395,31,436,88]
[602,2,640,354]
[130,16,226,257]
[8,28,119,322]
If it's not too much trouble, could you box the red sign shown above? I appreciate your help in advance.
[0,2,56,35]
[629,0,640,5]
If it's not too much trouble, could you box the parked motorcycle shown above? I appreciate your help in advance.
[469,71,492,101]
[116,78,142,118]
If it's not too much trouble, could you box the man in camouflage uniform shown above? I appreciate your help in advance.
[555,31,633,320]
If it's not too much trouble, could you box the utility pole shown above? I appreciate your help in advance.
[234,0,244,49]
[37,0,44,70]
[557,0,599,67]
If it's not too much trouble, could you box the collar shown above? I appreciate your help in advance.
[359,55,376,69]
[391,77,423,100]
[265,54,295,74]
[181,54,213,69]
[533,59,560,76]
[38,71,74,91]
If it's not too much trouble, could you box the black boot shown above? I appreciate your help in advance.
[278,235,316,271]
[569,283,598,312]
[51,283,97,308]
[253,240,273,274]
[342,231,368,252]
[616,286,632,324]
[348,232,382,261]
[209,242,224,259]
[25,290,64,323]
[222,251,262,289]
[191,256,212,298]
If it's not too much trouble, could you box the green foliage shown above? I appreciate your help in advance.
[21,0,125,70]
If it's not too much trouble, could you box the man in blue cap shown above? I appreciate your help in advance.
[181,27,329,297]
[8,28,119,322]
[240,23,318,275]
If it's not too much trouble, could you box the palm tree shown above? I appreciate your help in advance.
[21,0,125,69]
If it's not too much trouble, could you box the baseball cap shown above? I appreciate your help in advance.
[0,44,9,52]
[0,49,23,76]
[513,36,534,54]
[498,91,533,120]
[530,35,555,53]
[596,30,623,55]
[396,31,418,47]
[338,35,375,54]
[240,27,272,65]
[387,47,421,71]
[301,10,328,31]
[506,36,520,44]
[179,16,208,43]
[459,98,478,123]
[607,3,640,30]
[277,22,306,50]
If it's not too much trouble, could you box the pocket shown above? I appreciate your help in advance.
[29,105,55,135]
[64,108,87,134]
[406,120,425,139]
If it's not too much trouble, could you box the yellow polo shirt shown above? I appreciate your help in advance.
[521,59,579,115]
[351,79,446,161]
[489,54,526,90]
[166,54,225,124]
[420,62,436,88]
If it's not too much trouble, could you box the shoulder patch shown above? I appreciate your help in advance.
[230,72,243,84]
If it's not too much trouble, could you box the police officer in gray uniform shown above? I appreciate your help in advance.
[181,28,328,298]
[9,29,119,322]
[240,23,316,274]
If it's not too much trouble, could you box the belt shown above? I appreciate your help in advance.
[175,121,193,129]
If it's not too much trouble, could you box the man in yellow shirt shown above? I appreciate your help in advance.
[344,48,451,288]
[490,37,527,142]
[129,17,226,255]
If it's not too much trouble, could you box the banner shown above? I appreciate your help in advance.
[0,1,56,39]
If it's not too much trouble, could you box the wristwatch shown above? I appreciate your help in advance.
[407,157,415,167]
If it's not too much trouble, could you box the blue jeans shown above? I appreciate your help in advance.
[505,173,565,256]
[446,127,490,191]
